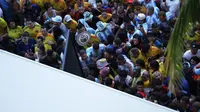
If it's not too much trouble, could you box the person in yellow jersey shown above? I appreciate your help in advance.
[141,44,161,60]
[0,18,7,37]
[98,9,112,23]
[63,14,78,33]
[149,60,163,81]
[23,18,41,40]
[35,36,52,52]
[129,48,146,65]
[74,0,90,12]
[37,26,56,44]
[49,0,67,12]
[7,20,23,42]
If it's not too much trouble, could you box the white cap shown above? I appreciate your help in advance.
[137,13,146,21]
[64,15,72,22]
[52,16,62,23]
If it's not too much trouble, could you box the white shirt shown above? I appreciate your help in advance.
[127,29,142,42]
[166,0,180,16]
[183,49,200,61]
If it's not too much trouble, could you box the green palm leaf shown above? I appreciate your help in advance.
[165,0,200,95]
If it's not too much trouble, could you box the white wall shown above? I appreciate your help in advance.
[0,50,176,112]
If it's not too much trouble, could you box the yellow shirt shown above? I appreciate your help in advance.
[32,0,50,9]
[0,18,7,36]
[23,24,41,39]
[185,32,200,42]
[50,0,67,11]
[63,19,78,33]
[84,34,100,49]
[147,46,161,57]
[37,33,56,44]
[35,43,52,52]
[74,2,90,11]
[8,26,23,40]
[129,50,146,65]
[98,13,112,23]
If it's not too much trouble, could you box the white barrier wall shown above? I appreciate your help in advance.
[0,50,176,112]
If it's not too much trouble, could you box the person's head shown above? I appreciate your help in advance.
[92,42,99,51]
[104,48,115,60]
[136,59,146,69]
[133,67,141,78]
[83,11,93,22]
[137,13,146,24]
[26,18,34,29]
[191,43,199,55]
[158,11,166,22]
[190,56,200,65]
[53,26,62,39]
[21,32,30,43]
[113,38,122,47]
[136,81,144,92]
[107,35,114,45]
[117,54,126,65]
[44,3,53,13]
[147,31,155,42]
[77,22,86,32]
[180,96,190,109]
[141,44,150,54]
[147,6,154,16]
[127,25,135,34]
[79,49,88,60]
[132,35,140,45]
[127,9,135,20]
[46,50,54,58]
[101,9,107,19]
[105,77,115,88]
[149,60,159,71]
[112,14,119,23]
[52,16,62,26]
[96,1,102,10]
[130,48,140,58]
[36,36,44,44]
[41,26,48,36]
[64,15,72,23]
[9,20,16,29]
[118,70,128,80]
[142,70,149,81]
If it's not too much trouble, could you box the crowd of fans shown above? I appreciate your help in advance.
[1,0,200,111]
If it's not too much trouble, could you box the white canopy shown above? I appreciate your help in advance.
[0,50,176,112]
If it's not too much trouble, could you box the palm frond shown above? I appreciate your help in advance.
[165,0,200,95]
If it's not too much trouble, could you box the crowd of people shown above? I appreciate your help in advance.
[1,0,200,111]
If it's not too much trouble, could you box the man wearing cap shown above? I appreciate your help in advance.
[51,15,68,37]
[83,11,100,30]
[183,43,200,62]
[63,14,78,33]
[95,21,113,43]
[126,25,143,42]
[136,13,148,35]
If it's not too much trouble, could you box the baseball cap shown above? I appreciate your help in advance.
[52,16,62,23]
[64,15,72,22]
